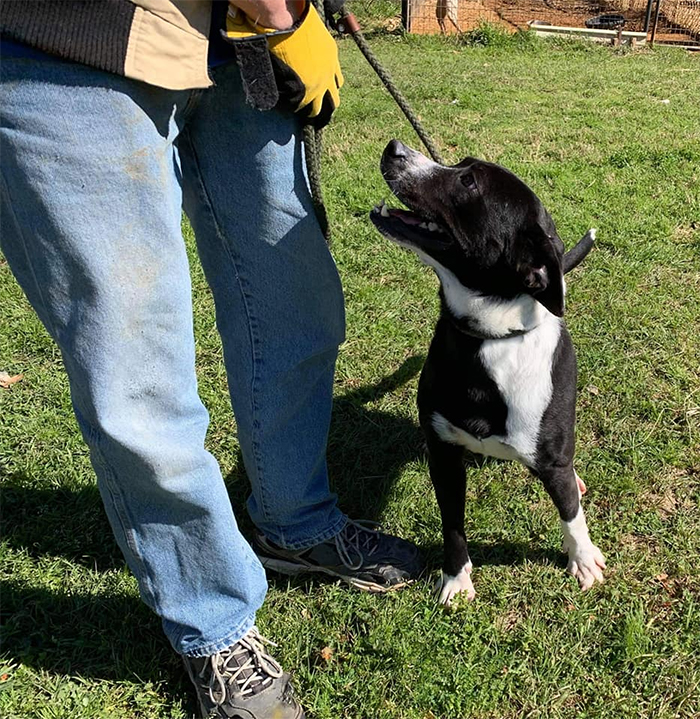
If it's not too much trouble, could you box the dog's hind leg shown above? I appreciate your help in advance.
[537,464,606,591]
[424,429,474,605]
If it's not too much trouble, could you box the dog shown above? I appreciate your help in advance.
[436,0,462,35]
[370,139,606,605]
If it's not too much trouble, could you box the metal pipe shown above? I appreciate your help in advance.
[644,0,654,33]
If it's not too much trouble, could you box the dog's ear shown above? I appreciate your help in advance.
[516,231,565,317]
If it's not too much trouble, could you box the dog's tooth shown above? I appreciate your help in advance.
[428,222,439,232]
[380,203,390,217]
[419,222,428,229]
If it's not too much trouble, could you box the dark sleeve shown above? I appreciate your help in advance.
[0,0,136,76]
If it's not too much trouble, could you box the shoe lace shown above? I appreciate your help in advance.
[203,627,283,706]
[334,519,382,570]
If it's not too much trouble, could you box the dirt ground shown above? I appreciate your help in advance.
[406,0,699,45]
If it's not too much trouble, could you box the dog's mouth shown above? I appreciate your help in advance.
[370,199,453,252]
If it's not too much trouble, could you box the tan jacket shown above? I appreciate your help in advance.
[125,0,214,89]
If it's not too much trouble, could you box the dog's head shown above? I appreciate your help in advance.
[371,140,590,329]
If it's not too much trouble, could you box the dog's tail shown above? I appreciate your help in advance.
[563,229,595,274]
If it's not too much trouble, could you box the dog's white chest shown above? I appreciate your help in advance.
[433,315,561,467]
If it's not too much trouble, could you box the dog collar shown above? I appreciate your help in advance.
[446,313,530,340]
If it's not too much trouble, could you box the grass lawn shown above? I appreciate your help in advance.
[2,31,699,719]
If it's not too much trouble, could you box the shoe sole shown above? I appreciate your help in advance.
[256,554,410,593]
[197,694,306,719]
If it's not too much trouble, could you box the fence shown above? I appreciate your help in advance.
[390,0,700,46]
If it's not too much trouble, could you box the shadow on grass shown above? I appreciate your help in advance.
[0,578,196,711]
[0,356,423,694]
[1,479,122,571]
[262,539,565,596]
[1,353,563,692]
[223,353,428,535]
[0,355,424,566]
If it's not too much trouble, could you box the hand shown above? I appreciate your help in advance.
[228,0,305,31]
[224,2,344,128]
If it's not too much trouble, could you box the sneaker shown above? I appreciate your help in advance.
[253,519,423,592]
[183,626,304,719]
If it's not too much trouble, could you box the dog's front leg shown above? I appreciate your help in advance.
[538,465,606,590]
[424,430,474,605]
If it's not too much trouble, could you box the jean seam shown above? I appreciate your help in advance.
[181,89,204,123]
[179,130,273,523]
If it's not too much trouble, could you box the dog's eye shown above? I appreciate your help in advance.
[461,172,477,191]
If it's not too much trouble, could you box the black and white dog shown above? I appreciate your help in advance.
[370,140,606,605]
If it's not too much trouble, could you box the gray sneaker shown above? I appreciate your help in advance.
[183,627,304,719]
[253,519,423,592]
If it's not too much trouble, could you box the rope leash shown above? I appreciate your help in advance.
[332,8,444,164]
[303,124,330,240]
[303,1,330,241]
[305,1,444,242]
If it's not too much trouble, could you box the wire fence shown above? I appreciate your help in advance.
[348,0,700,47]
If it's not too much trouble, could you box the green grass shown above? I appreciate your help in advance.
[2,35,700,719]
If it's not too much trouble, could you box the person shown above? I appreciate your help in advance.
[0,1,422,717]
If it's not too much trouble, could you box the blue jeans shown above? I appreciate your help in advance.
[1,56,347,657]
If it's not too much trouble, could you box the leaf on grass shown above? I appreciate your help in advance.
[655,572,677,595]
[0,371,24,389]
[319,646,334,663]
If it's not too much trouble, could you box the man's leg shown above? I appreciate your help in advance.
[179,65,346,550]
[179,64,422,589]
[0,56,266,658]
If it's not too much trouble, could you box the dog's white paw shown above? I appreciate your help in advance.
[566,544,606,591]
[436,564,476,606]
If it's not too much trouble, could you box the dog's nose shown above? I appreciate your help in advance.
[385,139,408,159]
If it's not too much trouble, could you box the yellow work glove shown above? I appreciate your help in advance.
[224,3,343,128]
